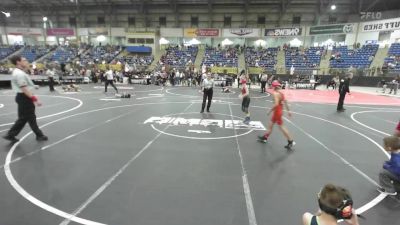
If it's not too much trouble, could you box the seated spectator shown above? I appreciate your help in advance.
[202,46,238,67]
[159,45,197,70]
[245,47,278,69]
[378,136,400,196]
[0,45,22,61]
[330,44,378,69]
[285,47,324,71]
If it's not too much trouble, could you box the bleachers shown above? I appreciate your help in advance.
[80,45,122,65]
[21,46,51,62]
[330,44,378,69]
[47,46,79,64]
[285,47,324,69]
[115,55,154,66]
[202,47,238,67]
[0,45,22,60]
[384,43,400,72]
[160,46,197,69]
[245,47,277,68]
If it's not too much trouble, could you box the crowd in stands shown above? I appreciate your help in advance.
[384,43,400,72]
[0,45,22,61]
[245,47,278,69]
[330,44,378,69]
[285,47,324,69]
[21,46,54,62]
[202,46,238,67]
[79,45,122,65]
[160,45,197,69]
[115,55,154,67]
[2,42,400,80]
[46,46,80,64]
[0,65,11,74]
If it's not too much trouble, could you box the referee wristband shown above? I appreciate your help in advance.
[31,96,38,102]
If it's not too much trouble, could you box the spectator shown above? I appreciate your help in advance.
[378,136,400,196]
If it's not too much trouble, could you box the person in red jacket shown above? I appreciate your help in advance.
[258,80,295,149]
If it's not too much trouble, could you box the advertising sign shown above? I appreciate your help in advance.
[7,27,43,35]
[223,28,260,37]
[184,28,219,37]
[46,28,75,36]
[361,17,400,32]
[264,28,302,36]
[309,24,355,35]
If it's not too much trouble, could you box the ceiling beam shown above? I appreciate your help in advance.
[278,0,293,26]
[357,0,363,13]
[364,0,380,11]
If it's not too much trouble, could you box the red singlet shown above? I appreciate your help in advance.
[271,91,285,125]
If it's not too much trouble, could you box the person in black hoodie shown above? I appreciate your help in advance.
[337,73,352,112]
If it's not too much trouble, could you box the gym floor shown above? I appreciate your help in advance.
[0,83,399,225]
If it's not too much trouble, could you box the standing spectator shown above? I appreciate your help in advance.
[290,65,295,76]
[396,121,400,137]
[3,55,48,143]
[388,76,400,95]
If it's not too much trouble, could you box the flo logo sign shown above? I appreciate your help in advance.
[360,12,382,20]
[144,113,266,140]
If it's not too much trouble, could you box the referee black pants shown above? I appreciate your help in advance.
[7,93,44,138]
[105,80,118,93]
[201,88,213,112]
[261,81,266,93]
[337,92,346,110]
[49,77,55,91]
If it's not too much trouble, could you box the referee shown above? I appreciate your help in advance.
[104,66,118,93]
[3,55,48,143]
[45,66,55,92]
[337,72,352,112]
[200,73,214,113]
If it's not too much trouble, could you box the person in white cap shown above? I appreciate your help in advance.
[258,80,295,150]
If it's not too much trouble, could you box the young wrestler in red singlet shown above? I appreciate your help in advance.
[258,80,295,149]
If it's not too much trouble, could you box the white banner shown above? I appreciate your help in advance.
[222,28,260,37]
[6,27,43,35]
[361,17,400,32]
[78,27,108,36]
[77,28,88,36]
[160,28,183,37]
[88,27,108,35]
[111,27,126,36]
